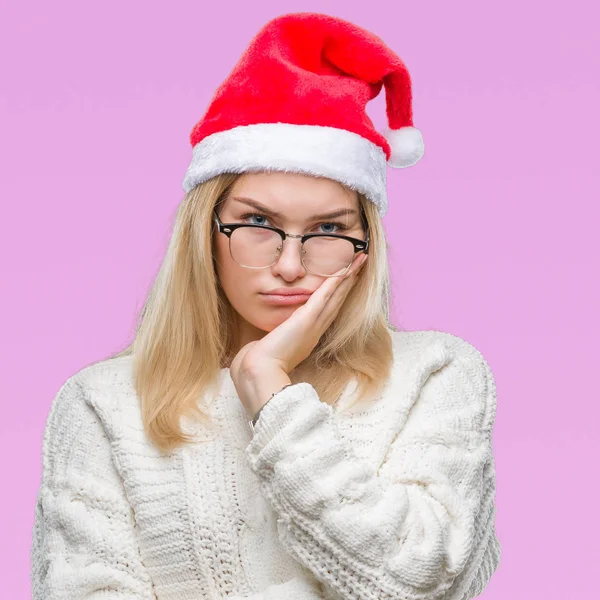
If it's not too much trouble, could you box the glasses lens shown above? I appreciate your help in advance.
[229,227,356,276]
[303,236,355,276]
[230,226,282,268]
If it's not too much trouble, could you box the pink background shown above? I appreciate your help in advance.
[2,1,598,598]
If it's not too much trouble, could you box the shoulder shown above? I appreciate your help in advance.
[390,327,490,361]
[43,355,141,454]
[388,328,497,436]
[390,328,494,377]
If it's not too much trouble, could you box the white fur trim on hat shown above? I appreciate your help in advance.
[182,123,389,217]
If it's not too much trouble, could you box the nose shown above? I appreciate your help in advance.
[271,234,307,279]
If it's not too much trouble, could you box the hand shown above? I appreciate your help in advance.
[233,251,368,377]
[230,251,368,419]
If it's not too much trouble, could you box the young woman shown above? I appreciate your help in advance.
[30,12,501,600]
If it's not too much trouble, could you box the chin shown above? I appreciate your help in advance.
[250,307,300,331]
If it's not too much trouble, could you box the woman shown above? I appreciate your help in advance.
[30,11,501,600]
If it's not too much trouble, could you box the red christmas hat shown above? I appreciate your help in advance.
[182,12,424,217]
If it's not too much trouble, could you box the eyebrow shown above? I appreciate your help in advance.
[230,196,358,221]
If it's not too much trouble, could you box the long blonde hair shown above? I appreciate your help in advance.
[108,172,398,453]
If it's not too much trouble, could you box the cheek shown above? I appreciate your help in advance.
[214,237,254,306]
[214,239,299,332]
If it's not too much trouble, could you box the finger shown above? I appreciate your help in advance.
[301,253,367,319]
[327,258,365,313]
[310,254,367,324]
[313,258,359,307]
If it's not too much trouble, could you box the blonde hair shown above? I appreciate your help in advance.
[108,172,398,453]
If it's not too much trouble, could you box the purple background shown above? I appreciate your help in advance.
[1,1,598,598]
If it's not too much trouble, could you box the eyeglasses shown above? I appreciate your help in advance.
[213,209,369,277]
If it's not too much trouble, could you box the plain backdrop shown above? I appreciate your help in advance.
[1,0,598,598]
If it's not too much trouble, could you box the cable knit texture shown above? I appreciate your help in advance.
[31,330,501,599]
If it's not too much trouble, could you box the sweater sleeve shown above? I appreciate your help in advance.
[30,375,156,600]
[244,340,501,600]
[226,572,326,599]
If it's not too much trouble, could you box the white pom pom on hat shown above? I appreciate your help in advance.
[383,126,425,168]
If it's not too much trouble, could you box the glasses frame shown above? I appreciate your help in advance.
[213,209,369,277]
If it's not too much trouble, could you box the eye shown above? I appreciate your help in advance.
[239,213,349,234]
[240,212,270,227]
[317,221,349,234]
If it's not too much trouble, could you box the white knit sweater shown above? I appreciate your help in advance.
[30,329,501,599]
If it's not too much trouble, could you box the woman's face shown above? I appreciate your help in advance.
[213,171,366,351]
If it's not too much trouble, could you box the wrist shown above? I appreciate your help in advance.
[245,368,292,421]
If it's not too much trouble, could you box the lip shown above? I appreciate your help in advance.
[260,288,313,306]
[260,293,312,305]
[262,288,313,296]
